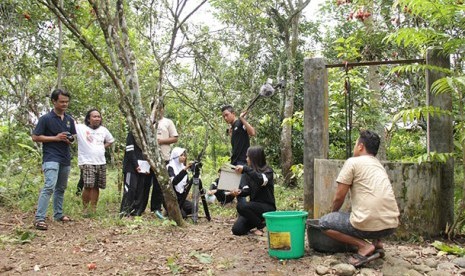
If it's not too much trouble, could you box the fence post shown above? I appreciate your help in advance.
[303,58,329,218]
[426,48,453,230]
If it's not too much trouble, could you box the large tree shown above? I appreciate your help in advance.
[210,0,311,187]
[35,0,209,226]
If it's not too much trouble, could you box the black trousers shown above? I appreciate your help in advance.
[76,169,84,195]
[232,201,275,236]
[150,174,165,212]
[214,190,235,205]
[120,172,139,216]
[134,173,152,216]
[133,172,166,214]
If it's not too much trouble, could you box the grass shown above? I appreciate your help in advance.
[0,164,306,226]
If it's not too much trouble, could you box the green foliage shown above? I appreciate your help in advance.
[289,164,304,180]
[386,129,426,160]
[274,182,304,210]
[166,255,181,274]
[14,228,36,244]
[334,36,362,61]
[385,28,448,50]
[189,250,213,264]
[390,64,453,76]
[392,106,451,125]
[0,228,36,246]
[410,152,454,164]
[432,76,465,96]
[432,240,465,256]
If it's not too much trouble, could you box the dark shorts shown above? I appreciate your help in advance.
[79,164,107,189]
[319,211,396,240]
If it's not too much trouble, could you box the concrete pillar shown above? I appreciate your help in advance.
[426,48,453,230]
[303,58,329,217]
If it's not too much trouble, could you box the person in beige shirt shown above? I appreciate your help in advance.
[135,102,179,219]
[319,130,399,268]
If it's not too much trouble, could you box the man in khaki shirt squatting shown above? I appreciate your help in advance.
[319,130,400,268]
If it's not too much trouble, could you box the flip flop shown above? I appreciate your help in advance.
[375,248,385,258]
[348,251,381,268]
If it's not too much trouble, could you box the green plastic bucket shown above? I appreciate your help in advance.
[263,211,308,259]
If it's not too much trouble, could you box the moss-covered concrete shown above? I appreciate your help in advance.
[314,159,443,237]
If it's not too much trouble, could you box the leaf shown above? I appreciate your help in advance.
[431,240,465,256]
[196,253,212,264]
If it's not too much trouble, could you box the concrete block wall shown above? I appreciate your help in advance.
[314,159,442,237]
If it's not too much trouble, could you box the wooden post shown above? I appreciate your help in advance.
[426,48,453,230]
[303,58,329,218]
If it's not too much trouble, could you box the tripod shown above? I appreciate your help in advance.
[180,161,211,223]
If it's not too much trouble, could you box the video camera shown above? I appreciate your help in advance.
[189,161,202,173]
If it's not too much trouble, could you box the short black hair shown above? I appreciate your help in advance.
[221,105,234,113]
[358,130,380,156]
[50,89,70,101]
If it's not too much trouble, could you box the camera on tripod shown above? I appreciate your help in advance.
[189,161,202,173]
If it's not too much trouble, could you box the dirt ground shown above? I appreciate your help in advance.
[0,206,458,276]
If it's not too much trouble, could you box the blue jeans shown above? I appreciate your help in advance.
[35,162,71,221]
[319,211,396,240]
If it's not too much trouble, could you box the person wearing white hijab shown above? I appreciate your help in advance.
[167,147,193,218]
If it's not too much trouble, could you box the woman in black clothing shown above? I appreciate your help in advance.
[231,146,276,236]
[167,147,193,218]
[120,131,151,217]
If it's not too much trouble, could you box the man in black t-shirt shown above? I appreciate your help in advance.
[221,105,256,204]
[221,105,256,166]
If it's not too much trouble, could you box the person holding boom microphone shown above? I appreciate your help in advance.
[221,105,256,204]
[221,105,256,166]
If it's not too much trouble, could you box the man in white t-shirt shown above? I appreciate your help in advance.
[76,109,115,215]
[319,130,399,268]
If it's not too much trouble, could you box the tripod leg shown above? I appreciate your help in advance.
[191,179,200,223]
[199,180,211,221]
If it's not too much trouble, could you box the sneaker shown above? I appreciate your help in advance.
[154,210,165,220]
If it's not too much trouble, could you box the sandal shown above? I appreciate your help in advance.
[57,215,72,222]
[348,251,381,268]
[34,220,48,231]
[375,248,385,258]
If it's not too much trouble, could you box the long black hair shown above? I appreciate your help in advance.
[84,108,101,127]
[246,146,269,173]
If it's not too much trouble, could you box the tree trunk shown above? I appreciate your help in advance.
[38,0,185,226]
[368,65,386,160]
[280,79,295,187]
[280,6,303,187]
[56,0,63,88]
